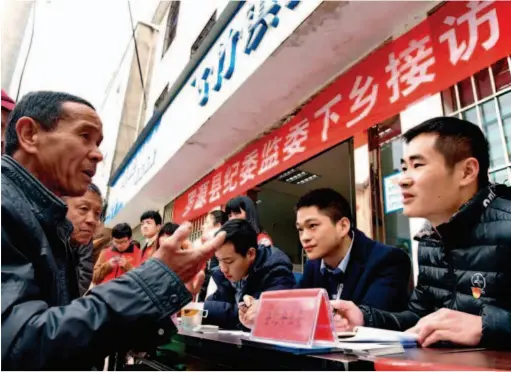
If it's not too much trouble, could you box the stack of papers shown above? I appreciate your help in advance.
[337,326,418,344]
[335,327,418,356]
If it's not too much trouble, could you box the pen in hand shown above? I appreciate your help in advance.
[332,283,344,317]
[239,294,254,310]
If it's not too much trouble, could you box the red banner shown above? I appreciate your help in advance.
[174,1,511,223]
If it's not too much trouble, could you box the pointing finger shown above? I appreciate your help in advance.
[195,231,226,260]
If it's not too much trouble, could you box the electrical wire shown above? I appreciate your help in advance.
[16,2,36,101]
[127,0,147,109]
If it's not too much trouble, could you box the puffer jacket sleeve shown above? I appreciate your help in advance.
[360,283,433,331]
[480,304,511,348]
[2,220,192,370]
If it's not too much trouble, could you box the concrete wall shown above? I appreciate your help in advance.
[111,23,159,174]
[1,1,33,91]
[142,0,231,125]
[93,40,135,197]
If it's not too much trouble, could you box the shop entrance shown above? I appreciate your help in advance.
[368,116,414,285]
[250,139,355,272]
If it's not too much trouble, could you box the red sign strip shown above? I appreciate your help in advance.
[174,1,511,223]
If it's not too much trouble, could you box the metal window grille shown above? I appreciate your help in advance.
[441,56,511,185]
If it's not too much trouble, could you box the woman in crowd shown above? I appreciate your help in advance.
[201,209,228,269]
[225,195,273,246]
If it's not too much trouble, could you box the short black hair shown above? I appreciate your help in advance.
[112,223,132,240]
[155,222,180,250]
[225,196,263,234]
[209,210,228,226]
[140,210,162,225]
[159,222,180,237]
[402,116,490,189]
[296,188,353,225]
[218,219,257,256]
[4,91,95,156]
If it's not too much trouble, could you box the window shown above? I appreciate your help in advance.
[163,200,174,223]
[154,84,169,112]
[162,2,180,58]
[189,214,207,243]
[441,56,511,186]
[190,11,217,58]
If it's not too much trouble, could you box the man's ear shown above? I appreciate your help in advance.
[247,247,257,262]
[16,117,42,155]
[458,157,480,188]
[335,216,351,237]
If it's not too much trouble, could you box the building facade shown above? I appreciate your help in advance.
[105,0,511,279]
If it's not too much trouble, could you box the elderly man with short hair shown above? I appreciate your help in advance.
[1,91,225,370]
[63,182,104,295]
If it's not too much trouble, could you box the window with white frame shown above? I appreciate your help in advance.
[441,56,511,185]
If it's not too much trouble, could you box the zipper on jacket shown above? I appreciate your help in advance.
[445,248,457,309]
[57,226,76,303]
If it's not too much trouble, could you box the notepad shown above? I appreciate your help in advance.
[337,326,418,344]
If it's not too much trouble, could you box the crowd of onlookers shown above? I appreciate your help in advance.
[1,90,510,370]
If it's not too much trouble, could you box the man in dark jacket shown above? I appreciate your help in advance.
[1,91,225,370]
[333,117,511,349]
[203,219,296,329]
[64,182,103,295]
[295,189,411,309]
[239,188,411,329]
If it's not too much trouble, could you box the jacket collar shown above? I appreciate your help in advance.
[415,185,502,245]
[1,155,71,233]
[320,230,354,274]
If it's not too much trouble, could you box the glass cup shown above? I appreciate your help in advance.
[181,304,208,332]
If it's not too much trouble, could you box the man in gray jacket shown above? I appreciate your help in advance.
[1,91,224,370]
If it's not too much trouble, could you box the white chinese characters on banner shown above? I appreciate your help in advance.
[194,182,210,210]
[183,189,197,217]
[283,119,309,161]
[240,149,259,185]
[439,1,500,66]
[223,162,240,194]
[258,137,282,174]
[346,76,379,128]
[314,94,342,142]
[386,36,436,103]
[209,173,223,203]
